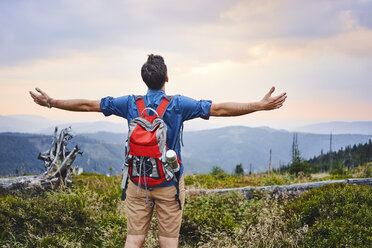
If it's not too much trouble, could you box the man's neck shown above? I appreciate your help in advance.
[147,84,166,92]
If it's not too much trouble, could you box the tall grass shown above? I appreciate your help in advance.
[184,172,313,189]
[0,171,371,247]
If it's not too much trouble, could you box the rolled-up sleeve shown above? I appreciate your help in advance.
[177,95,212,121]
[100,95,130,118]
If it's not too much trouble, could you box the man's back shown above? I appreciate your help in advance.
[100,89,212,168]
[29,54,286,247]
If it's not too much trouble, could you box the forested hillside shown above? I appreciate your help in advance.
[280,140,372,176]
[181,127,372,173]
[1,127,372,176]
[0,133,124,176]
[307,140,372,173]
[0,133,51,175]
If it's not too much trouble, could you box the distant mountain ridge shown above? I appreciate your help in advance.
[1,115,372,135]
[0,115,127,134]
[181,126,372,173]
[39,121,127,134]
[0,115,55,133]
[1,126,371,176]
[0,132,124,176]
[295,121,372,135]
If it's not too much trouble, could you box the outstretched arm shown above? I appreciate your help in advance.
[29,88,101,112]
[210,87,286,117]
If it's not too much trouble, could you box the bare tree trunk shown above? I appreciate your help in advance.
[0,127,82,193]
[186,178,372,199]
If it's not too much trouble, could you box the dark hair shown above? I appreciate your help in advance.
[141,54,167,90]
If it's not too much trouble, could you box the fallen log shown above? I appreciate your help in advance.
[186,177,372,199]
[0,127,82,193]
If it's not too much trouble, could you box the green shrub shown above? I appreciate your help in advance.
[289,161,311,177]
[285,183,372,247]
[181,191,260,246]
[2,173,370,247]
[180,191,309,248]
[263,173,289,186]
[363,162,372,177]
[209,166,228,179]
[329,162,349,176]
[234,163,244,176]
[185,174,240,189]
[184,172,314,189]
[0,176,126,247]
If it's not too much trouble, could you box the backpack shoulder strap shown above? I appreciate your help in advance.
[136,95,147,116]
[156,95,173,118]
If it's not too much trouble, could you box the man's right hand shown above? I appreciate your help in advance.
[29,88,102,112]
[29,88,52,108]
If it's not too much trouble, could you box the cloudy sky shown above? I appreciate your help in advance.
[0,0,371,130]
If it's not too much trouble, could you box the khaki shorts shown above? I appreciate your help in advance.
[125,176,185,238]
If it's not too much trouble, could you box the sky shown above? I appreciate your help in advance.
[0,0,372,130]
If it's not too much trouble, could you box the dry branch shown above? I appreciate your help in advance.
[0,127,82,193]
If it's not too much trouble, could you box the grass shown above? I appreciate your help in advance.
[0,172,127,247]
[185,163,372,189]
[285,183,372,247]
[0,167,371,247]
[184,172,311,189]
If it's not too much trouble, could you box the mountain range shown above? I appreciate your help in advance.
[1,126,371,176]
[1,114,371,176]
[294,121,372,135]
[0,115,127,134]
[1,115,372,135]
[180,126,372,173]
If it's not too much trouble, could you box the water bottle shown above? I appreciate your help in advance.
[166,150,180,172]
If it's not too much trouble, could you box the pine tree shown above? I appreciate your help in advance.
[234,163,244,176]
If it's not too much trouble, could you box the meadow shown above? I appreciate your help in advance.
[0,164,371,247]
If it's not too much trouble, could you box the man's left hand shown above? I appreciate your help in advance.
[259,87,287,111]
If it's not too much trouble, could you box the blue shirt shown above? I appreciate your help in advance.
[100,89,212,185]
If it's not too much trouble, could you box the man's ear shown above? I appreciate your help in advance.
[165,75,168,82]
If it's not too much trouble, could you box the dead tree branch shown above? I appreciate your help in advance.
[0,127,82,193]
[186,178,372,199]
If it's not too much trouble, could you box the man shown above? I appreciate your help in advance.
[30,54,287,248]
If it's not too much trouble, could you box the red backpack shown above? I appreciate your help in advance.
[121,96,182,209]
